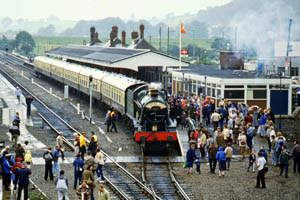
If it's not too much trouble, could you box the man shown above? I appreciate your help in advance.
[110,110,117,133]
[53,145,61,177]
[279,145,291,178]
[246,123,255,152]
[73,154,84,189]
[186,117,196,140]
[238,132,247,160]
[97,183,111,200]
[43,147,53,181]
[79,132,87,159]
[25,95,33,117]
[15,86,22,104]
[16,163,31,200]
[256,152,266,188]
[211,110,221,131]
[56,132,65,160]
[258,110,268,137]
[13,112,21,128]
[225,144,233,170]
[9,121,20,147]
[2,154,12,190]
[292,140,300,173]
[215,129,225,149]
[208,142,217,173]
[91,131,98,143]
[217,105,227,130]
[55,170,70,200]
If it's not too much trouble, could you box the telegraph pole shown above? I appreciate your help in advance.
[167,27,170,55]
[159,27,162,52]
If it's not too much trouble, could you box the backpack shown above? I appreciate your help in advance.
[44,152,53,161]
[24,151,32,163]
[56,178,68,191]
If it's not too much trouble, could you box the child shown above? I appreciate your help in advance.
[248,151,256,172]
[76,181,90,200]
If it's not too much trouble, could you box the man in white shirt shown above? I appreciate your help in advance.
[255,152,266,188]
[211,111,221,131]
[15,87,22,104]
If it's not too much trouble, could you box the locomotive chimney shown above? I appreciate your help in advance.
[140,24,144,39]
[131,30,139,40]
[122,31,126,46]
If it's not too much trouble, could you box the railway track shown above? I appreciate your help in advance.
[0,57,161,199]
[141,148,194,200]
[1,52,194,200]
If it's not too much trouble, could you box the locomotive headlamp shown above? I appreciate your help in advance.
[138,127,142,132]
[152,125,158,132]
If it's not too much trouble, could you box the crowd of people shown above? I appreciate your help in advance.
[170,94,300,188]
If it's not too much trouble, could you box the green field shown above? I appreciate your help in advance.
[33,36,214,56]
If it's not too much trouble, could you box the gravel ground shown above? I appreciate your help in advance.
[2,63,141,157]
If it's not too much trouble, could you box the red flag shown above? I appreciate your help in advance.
[181,24,187,34]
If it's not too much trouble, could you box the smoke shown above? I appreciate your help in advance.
[148,82,162,90]
[229,0,300,59]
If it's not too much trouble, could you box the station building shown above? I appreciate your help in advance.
[45,45,189,92]
[172,64,293,115]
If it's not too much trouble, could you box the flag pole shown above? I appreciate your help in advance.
[179,23,182,71]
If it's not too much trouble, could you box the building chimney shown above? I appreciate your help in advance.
[95,32,99,42]
[110,31,114,47]
[122,31,126,46]
[112,25,118,39]
[140,24,144,39]
[131,31,139,40]
[90,26,96,43]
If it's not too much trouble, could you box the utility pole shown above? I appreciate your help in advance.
[286,19,293,77]
[193,30,195,59]
[167,27,170,55]
[204,76,207,99]
[89,75,93,124]
[235,26,237,50]
[159,27,162,52]
[149,36,152,45]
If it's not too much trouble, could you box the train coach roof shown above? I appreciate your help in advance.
[35,56,144,90]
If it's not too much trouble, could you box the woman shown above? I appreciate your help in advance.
[95,149,105,181]
[73,133,80,156]
[252,107,259,129]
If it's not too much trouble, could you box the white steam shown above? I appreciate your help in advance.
[148,82,162,90]
[228,0,300,59]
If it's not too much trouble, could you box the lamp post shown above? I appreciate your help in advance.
[89,75,93,124]
[204,76,207,99]
[279,72,282,130]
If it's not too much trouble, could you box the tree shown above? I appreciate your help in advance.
[15,31,35,56]
[37,24,56,36]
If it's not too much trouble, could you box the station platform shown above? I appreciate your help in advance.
[0,73,47,150]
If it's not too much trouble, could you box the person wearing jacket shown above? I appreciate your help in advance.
[2,154,12,190]
[197,131,207,158]
[95,149,105,181]
[43,147,54,181]
[15,143,25,161]
[73,154,84,189]
[12,157,22,190]
[16,163,31,200]
[55,170,69,200]
[292,140,300,173]
[216,146,226,177]
[88,137,97,157]
[77,181,90,200]
[224,144,233,170]
[97,183,111,200]
[186,143,196,174]
[9,121,20,146]
[82,165,95,200]
[79,132,87,159]
[279,145,291,178]
[248,151,256,172]
[52,145,61,177]
[208,143,217,173]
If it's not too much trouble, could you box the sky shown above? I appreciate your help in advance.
[1,0,232,20]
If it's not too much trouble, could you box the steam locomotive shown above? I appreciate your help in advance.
[34,56,177,148]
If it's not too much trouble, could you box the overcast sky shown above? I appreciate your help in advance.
[1,0,232,20]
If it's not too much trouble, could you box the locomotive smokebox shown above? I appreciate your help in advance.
[220,51,244,70]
